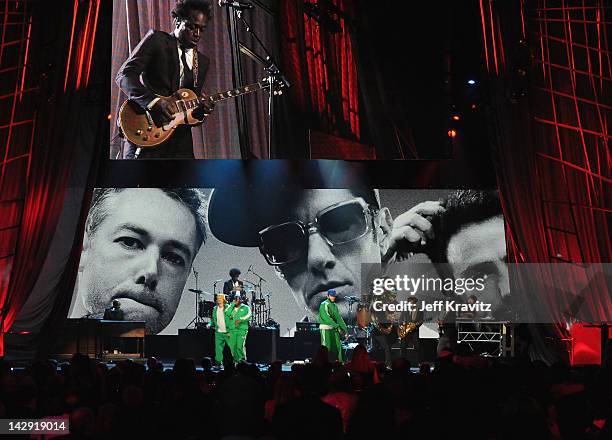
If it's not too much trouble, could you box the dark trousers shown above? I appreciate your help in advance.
[122,125,194,159]
[374,333,396,367]
[437,334,456,354]
[400,331,420,361]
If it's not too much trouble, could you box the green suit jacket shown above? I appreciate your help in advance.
[318,299,348,333]
[227,303,251,332]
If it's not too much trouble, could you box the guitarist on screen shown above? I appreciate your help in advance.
[116,0,215,159]
[371,289,400,368]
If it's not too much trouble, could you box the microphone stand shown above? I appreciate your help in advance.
[226,6,251,159]
[194,270,200,327]
[248,267,268,326]
[187,270,202,329]
[213,280,221,299]
[225,3,290,158]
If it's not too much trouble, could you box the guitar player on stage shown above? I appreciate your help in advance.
[399,296,424,360]
[116,0,215,159]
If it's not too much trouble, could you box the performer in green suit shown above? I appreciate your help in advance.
[210,293,230,364]
[227,292,251,363]
[318,289,348,362]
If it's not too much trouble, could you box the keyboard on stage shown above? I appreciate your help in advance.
[55,318,145,359]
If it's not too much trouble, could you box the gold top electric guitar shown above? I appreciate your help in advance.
[119,77,282,148]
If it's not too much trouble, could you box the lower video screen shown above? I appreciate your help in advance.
[68,187,509,335]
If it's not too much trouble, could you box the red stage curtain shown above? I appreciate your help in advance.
[280,0,360,142]
[0,0,102,356]
[484,0,611,363]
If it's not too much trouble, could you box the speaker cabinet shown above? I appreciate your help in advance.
[178,328,278,363]
[294,332,321,360]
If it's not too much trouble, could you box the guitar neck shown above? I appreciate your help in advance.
[203,81,269,104]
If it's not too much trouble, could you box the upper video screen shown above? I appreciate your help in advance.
[110,0,489,159]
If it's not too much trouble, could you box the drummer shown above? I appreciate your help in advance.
[223,268,244,299]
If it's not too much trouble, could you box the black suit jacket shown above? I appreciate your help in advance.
[116,30,210,109]
[223,279,244,297]
[406,308,424,324]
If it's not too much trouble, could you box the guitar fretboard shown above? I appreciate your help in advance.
[181,81,270,110]
[208,81,269,103]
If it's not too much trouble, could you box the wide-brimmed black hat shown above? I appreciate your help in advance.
[207,187,299,247]
[208,187,380,248]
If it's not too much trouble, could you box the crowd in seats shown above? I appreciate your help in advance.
[0,344,610,439]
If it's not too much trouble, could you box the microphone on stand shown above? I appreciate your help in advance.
[218,0,253,10]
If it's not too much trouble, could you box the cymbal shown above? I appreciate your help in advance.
[188,289,203,294]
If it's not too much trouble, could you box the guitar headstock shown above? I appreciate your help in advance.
[261,75,290,96]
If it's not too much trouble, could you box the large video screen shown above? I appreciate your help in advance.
[109,1,483,160]
[68,188,511,335]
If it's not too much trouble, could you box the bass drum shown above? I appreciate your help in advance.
[198,300,214,318]
[356,303,372,329]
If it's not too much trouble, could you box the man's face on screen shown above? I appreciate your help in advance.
[79,189,198,334]
[445,215,509,314]
[274,189,388,321]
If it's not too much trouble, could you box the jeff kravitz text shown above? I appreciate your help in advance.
[371,299,492,313]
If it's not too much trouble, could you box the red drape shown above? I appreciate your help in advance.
[483,0,611,362]
[280,0,360,141]
[0,0,101,356]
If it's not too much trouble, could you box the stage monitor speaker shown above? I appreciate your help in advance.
[178,328,278,363]
[145,335,179,359]
[294,332,321,360]
[277,337,295,361]
[245,328,278,364]
[178,329,214,360]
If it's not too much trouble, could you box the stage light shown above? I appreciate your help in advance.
[467,79,476,85]
[447,129,457,138]
[471,104,477,109]
[107,113,112,120]
[452,115,460,121]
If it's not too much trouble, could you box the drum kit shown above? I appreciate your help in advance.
[186,268,376,338]
[345,296,374,351]
[186,266,274,329]
[186,269,215,329]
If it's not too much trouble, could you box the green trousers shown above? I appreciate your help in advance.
[228,330,248,363]
[321,328,344,362]
[214,331,230,364]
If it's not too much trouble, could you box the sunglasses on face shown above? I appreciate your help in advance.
[258,198,378,266]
